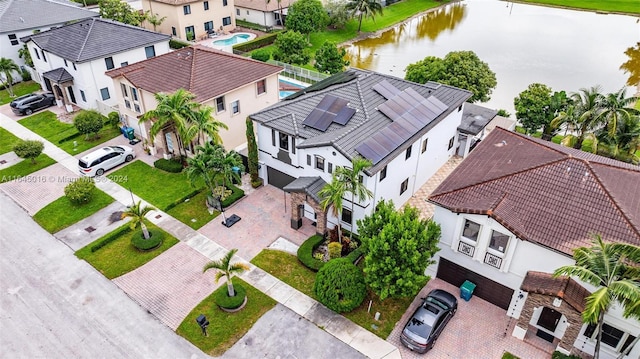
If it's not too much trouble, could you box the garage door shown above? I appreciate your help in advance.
[436,258,514,310]
[267,166,295,189]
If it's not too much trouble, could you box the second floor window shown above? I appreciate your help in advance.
[145,45,156,59]
[489,230,509,253]
[380,165,387,181]
[184,5,191,14]
[100,88,110,101]
[422,138,428,153]
[257,79,266,95]
[203,1,209,10]
[448,136,455,150]
[400,178,408,195]
[222,0,228,6]
[120,83,128,98]
[105,57,114,70]
[405,145,412,160]
[131,87,138,101]
[315,156,325,171]
[279,133,289,150]
[215,96,225,112]
[231,100,240,114]
[462,219,480,242]
[8,34,18,46]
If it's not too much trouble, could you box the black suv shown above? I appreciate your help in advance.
[10,93,56,115]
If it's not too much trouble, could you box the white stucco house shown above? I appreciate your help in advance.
[21,18,170,114]
[234,0,296,27]
[428,127,640,359]
[0,0,97,81]
[248,69,473,235]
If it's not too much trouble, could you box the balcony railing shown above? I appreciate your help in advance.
[458,241,475,257]
[484,252,503,269]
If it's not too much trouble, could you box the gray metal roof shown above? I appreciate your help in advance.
[282,176,327,203]
[250,68,473,175]
[43,67,73,83]
[21,17,170,63]
[0,0,97,33]
[458,102,497,135]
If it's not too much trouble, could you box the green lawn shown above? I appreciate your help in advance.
[18,111,120,155]
[166,189,220,230]
[250,249,414,339]
[0,153,56,183]
[75,222,179,279]
[517,0,640,14]
[33,189,115,233]
[176,277,277,357]
[107,161,204,211]
[0,81,42,105]
[0,127,21,154]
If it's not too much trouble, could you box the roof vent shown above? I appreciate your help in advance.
[19,17,24,23]
[494,140,507,147]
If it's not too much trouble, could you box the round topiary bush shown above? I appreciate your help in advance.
[64,177,96,204]
[214,283,246,309]
[131,229,163,251]
[73,110,104,139]
[13,139,44,164]
[313,258,366,313]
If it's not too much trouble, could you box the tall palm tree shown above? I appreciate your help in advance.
[553,235,640,359]
[0,57,20,97]
[345,0,383,33]
[121,201,156,239]
[203,248,249,297]
[335,156,373,234]
[595,87,639,139]
[319,172,347,243]
[595,114,640,163]
[564,86,604,150]
[186,148,217,199]
[140,89,200,157]
[185,105,228,147]
[145,12,166,32]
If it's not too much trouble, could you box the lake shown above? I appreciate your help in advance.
[345,0,640,114]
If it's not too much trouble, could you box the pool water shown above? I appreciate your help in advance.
[212,34,251,46]
[280,91,296,98]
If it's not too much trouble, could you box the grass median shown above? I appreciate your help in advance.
[33,189,115,233]
[0,153,56,183]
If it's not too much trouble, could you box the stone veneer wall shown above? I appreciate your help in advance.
[516,293,584,352]
[290,192,326,235]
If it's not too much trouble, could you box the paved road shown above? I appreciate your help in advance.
[0,192,207,359]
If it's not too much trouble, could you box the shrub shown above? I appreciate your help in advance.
[21,69,32,81]
[551,352,581,359]
[297,235,326,271]
[13,140,44,164]
[164,188,202,211]
[328,242,342,259]
[170,38,190,49]
[345,246,364,264]
[313,258,366,313]
[90,224,131,252]
[251,48,271,62]
[214,282,247,309]
[250,178,263,188]
[130,229,163,251]
[233,33,278,53]
[64,177,96,204]
[107,111,120,128]
[221,184,244,207]
[74,110,104,139]
[154,158,183,173]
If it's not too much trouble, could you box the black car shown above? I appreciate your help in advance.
[10,93,56,115]
[400,289,458,353]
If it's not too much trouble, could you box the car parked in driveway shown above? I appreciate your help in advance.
[78,146,135,177]
[400,289,458,353]
[9,93,56,115]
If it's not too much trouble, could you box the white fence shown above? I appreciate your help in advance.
[267,60,330,84]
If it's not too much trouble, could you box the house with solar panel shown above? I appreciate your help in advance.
[248,69,472,235]
[427,128,640,359]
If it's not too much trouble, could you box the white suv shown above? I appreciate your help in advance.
[78,146,135,176]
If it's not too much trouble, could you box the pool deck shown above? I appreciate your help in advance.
[196,32,256,52]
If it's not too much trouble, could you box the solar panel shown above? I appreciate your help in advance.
[372,80,401,99]
[334,107,356,125]
[328,97,348,114]
[303,94,356,131]
[316,95,336,111]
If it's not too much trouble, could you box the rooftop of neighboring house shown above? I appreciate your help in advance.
[20,18,170,63]
[234,0,296,11]
[459,102,497,136]
[249,68,473,175]
[0,0,97,33]
[146,0,206,5]
[429,127,640,256]
[105,45,282,103]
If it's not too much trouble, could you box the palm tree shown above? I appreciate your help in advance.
[212,146,244,190]
[0,57,20,97]
[18,45,34,68]
[553,235,640,359]
[185,147,217,199]
[595,114,640,163]
[319,172,347,243]
[595,87,639,139]
[185,105,228,147]
[346,0,384,33]
[121,201,156,239]
[145,12,166,32]
[561,86,604,150]
[140,89,200,157]
[335,156,373,234]
[203,248,249,297]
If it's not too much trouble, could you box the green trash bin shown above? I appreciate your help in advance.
[125,127,135,141]
[460,280,476,301]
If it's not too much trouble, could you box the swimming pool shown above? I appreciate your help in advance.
[212,34,251,46]
[280,90,296,99]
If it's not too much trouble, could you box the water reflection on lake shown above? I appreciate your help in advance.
[345,0,640,114]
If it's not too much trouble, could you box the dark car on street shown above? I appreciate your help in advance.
[10,93,56,115]
[400,289,458,353]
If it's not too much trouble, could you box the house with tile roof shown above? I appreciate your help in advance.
[142,0,236,41]
[427,127,640,359]
[249,68,473,235]
[234,0,296,27]
[106,45,282,153]
[0,0,96,80]
[21,18,170,113]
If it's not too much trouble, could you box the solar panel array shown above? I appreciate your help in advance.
[302,94,355,131]
[356,82,448,164]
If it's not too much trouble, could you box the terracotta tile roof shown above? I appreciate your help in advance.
[429,127,640,256]
[105,45,282,103]
[521,271,591,312]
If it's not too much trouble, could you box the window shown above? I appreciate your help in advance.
[72,63,76,70]
[306,155,311,165]
[144,45,156,59]
[222,0,227,6]
[236,9,240,16]
[315,156,325,171]
[231,100,240,114]
[204,21,214,33]
[489,230,509,253]
[183,5,191,14]
[134,104,141,113]
[203,1,209,10]
[279,133,288,150]
[8,34,18,46]
[131,87,138,101]
[422,138,428,153]
[215,96,225,112]
[292,138,296,154]
[120,84,128,98]
[172,27,177,36]
[448,136,455,150]
[64,59,68,67]
[458,105,463,112]
[380,165,387,181]
[33,48,40,60]
[185,26,195,40]
[222,16,231,26]
[271,129,276,146]
[41,51,47,62]
[105,57,114,70]
[80,90,86,102]
[120,61,128,67]
[125,99,131,109]
[341,208,352,224]
[100,88,110,100]
[462,219,480,241]
[400,178,408,195]
[585,323,637,353]
[257,79,266,95]
[405,145,412,160]
[601,324,625,349]
[328,163,333,173]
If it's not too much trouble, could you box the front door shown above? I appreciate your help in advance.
[66,86,76,104]
[538,307,561,332]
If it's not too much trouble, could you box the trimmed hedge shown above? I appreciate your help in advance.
[214,282,247,309]
[345,246,364,264]
[233,33,278,53]
[131,229,163,251]
[90,224,131,252]
[297,235,326,271]
[154,158,183,173]
[313,258,366,313]
[221,184,244,207]
[170,38,191,49]
[57,132,81,144]
[164,188,203,211]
